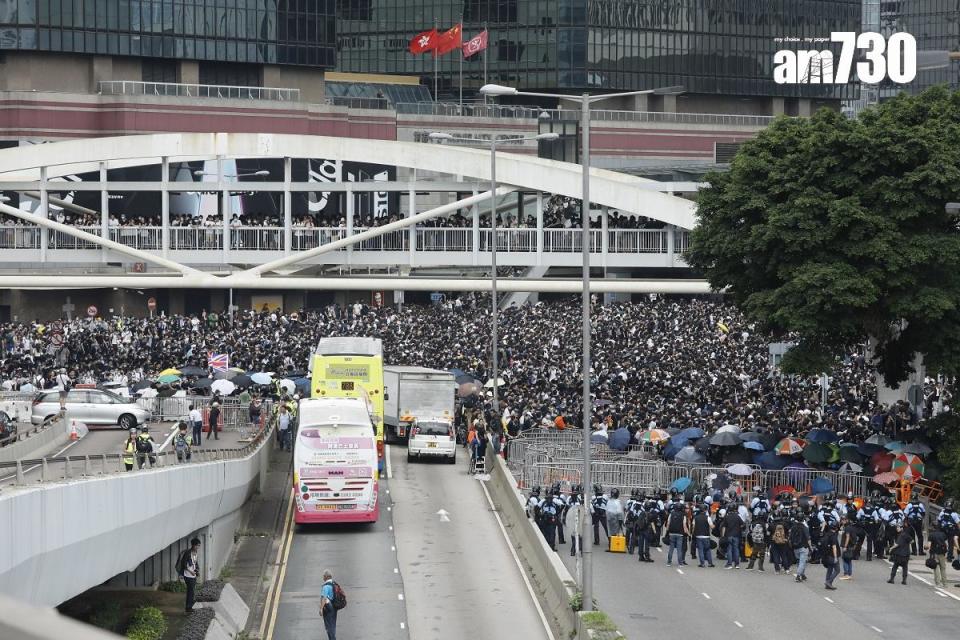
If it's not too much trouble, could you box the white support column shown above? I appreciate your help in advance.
[283,157,292,255]
[99,162,109,243]
[346,186,354,265]
[667,192,676,265]
[39,166,48,263]
[408,184,416,267]
[601,205,609,267]
[219,156,228,261]
[472,187,480,266]
[536,191,544,265]
[160,157,169,257]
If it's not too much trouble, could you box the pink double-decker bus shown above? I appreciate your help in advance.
[293,397,379,524]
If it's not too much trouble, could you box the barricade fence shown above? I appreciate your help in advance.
[134,396,272,431]
[507,431,869,498]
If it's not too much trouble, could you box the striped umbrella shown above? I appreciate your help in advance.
[775,437,806,456]
[641,429,671,444]
[891,453,925,480]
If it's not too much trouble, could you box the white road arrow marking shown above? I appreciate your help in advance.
[437,508,451,522]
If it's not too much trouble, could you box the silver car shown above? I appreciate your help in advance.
[31,389,151,430]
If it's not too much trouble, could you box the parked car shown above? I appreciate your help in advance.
[31,389,151,430]
[407,418,457,463]
[0,411,15,445]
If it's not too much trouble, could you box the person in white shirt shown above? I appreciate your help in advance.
[188,404,203,445]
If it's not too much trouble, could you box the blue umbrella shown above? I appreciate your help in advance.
[811,477,834,495]
[251,372,273,386]
[884,441,906,452]
[663,440,685,459]
[291,377,311,393]
[608,427,631,451]
[675,446,706,464]
[755,451,790,470]
[671,477,693,492]
[743,441,765,451]
[677,427,705,440]
[590,432,608,444]
[806,429,839,443]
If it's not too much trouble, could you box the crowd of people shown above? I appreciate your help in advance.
[529,483,960,589]
[0,298,949,449]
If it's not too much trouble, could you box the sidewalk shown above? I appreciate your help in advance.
[220,442,293,637]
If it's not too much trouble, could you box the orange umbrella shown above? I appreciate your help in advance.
[891,453,924,480]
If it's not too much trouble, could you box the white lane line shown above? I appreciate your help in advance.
[154,424,179,453]
[389,525,393,531]
[824,597,834,603]
[936,588,960,602]
[479,474,556,640]
[702,593,711,600]
[398,593,404,601]
[677,569,684,575]
[936,591,948,598]
[400,622,405,630]
[870,626,883,634]
[0,434,85,481]
[387,506,392,511]
[734,621,743,628]
[385,444,393,479]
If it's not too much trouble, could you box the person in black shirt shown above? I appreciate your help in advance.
[887,524,913,585]
[840,519,858,580]
[822,523,841,590]
[926,522,949,588]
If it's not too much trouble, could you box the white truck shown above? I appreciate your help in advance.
[383,366,456,443]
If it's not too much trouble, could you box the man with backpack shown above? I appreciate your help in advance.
[665,503,689,567]
[136,426,156,469]
[925,522,950,588]
[176,538,201,614]
[746,516,767,571]
[768,511,792,574]
[790,514,811,582]
[320,569,346,640]
[173,422,192,463]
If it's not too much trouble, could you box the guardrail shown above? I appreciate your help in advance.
[0,413,274,487]
[99,81,301,102]
[395,102,777,127]
[324,96,391,110]
[0,225,693,255]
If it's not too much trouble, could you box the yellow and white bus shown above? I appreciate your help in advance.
[310,337,385,473]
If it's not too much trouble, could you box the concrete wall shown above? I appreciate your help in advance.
[0,418,69,465]
[484,446,578,640]
[262,65,326,103]
[0,432,270,606]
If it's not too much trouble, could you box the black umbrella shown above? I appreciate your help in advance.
[723,448,756,464]
[838,445,863,464]
[694,438,713,454]
[803,442,832,464]
[739,432,764,443]
[180,365,207,376]
[711,474,732,490]
[232,374,254,388]
[132,379,153,391]
[709,432,742,447]
[190,378,213,389]
[857,442,885,457]
[285,370,308,378]
[158,388,176,398]
[456,374,476,384]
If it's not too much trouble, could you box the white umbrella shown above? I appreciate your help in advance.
[278,379,296,394]
[484,377,506,388]
[717,424,741,434]
[137,388,158,398]
[18,383,36,393]
[211,379,236,395]
[251,372,273,385]
[725,463,753,476]
[838,462,863,474]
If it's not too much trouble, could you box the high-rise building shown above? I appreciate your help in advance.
[337,0,862,114]
[878,0,960,96]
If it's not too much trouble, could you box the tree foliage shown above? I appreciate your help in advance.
[687,87,960,386]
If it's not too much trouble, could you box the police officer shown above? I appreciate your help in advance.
[590,484,609,546]
[650,490,665,547]
[857,497,881,561]
[884,498,906,556]
[624,489,640,551]
[136,426,156,469]
[551,484,569,545]
[936,499,960,561]
[566,485,584,557]
[606,488,625,538]
[526,486,542,520]
[751,488,771,521]
[539,492,559,551]
[904,496,926,555]
[635,497,656,562]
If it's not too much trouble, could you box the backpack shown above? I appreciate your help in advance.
[136,436,152,454]
[332,582,347,610]
[750,522,765,544]
[634,510,649,532]
[668,510,685,534]
[175,549,191,576]
[789,524,805,548]
[771,523,787,545]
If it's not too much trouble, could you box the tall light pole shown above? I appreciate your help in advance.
[480,82,682,610]
[193,169,271,323]
[429,131,559,421]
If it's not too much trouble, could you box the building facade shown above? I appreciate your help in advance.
[337,0,862,114]
[878,0,960,96]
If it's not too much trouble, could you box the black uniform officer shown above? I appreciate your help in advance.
[590,484,609,545]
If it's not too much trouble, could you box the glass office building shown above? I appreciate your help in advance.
[337,0,861,100]
[0,0,336,69]
[878,0,960,95]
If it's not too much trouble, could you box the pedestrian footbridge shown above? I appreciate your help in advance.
[0,418,272,607]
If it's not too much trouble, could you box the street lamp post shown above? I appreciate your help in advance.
[480,83,682,610]
[194,170,270,323]
[428,131,558,421]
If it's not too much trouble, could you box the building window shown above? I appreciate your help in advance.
[141,58,177,83]
[198,61,261,87]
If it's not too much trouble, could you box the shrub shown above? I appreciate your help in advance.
[158,580,186,593]
[125,606,167,640]
[88,601,121,632]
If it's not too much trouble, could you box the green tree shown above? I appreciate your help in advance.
[687,86,960,386]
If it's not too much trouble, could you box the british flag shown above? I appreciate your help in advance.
[207,353,229,372]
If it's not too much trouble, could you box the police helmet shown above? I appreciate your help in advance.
[532,485,542,496]
[593,484,603,495]
[631,488,640,500]
[846,492,854,500]
[946,499,955,510]
[140,425,149,433]
[610,488,620,499]
[129,427,137,435]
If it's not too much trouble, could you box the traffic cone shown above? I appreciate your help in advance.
[69,420,79,441]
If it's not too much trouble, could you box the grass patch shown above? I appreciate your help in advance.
[581,611,618,632]
[158,581,186,593]
[125,606,167,640]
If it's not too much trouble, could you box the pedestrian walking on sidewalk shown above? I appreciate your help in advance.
[888,524,912,585]
[177,538,201,613]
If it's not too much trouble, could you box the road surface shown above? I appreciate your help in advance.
[269,444,551,640]
[560,533,960,639]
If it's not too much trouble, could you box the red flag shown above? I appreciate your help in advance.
[409,28,439,54]
[434,23,462,57]
[462,30,488,58]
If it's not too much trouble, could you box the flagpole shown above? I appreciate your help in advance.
[433,18,438,101]
[459,16,464,108]
[483,22,488,104]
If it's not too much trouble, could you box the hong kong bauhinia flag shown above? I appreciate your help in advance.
[409,28,439,54]
[462,30,488,58]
